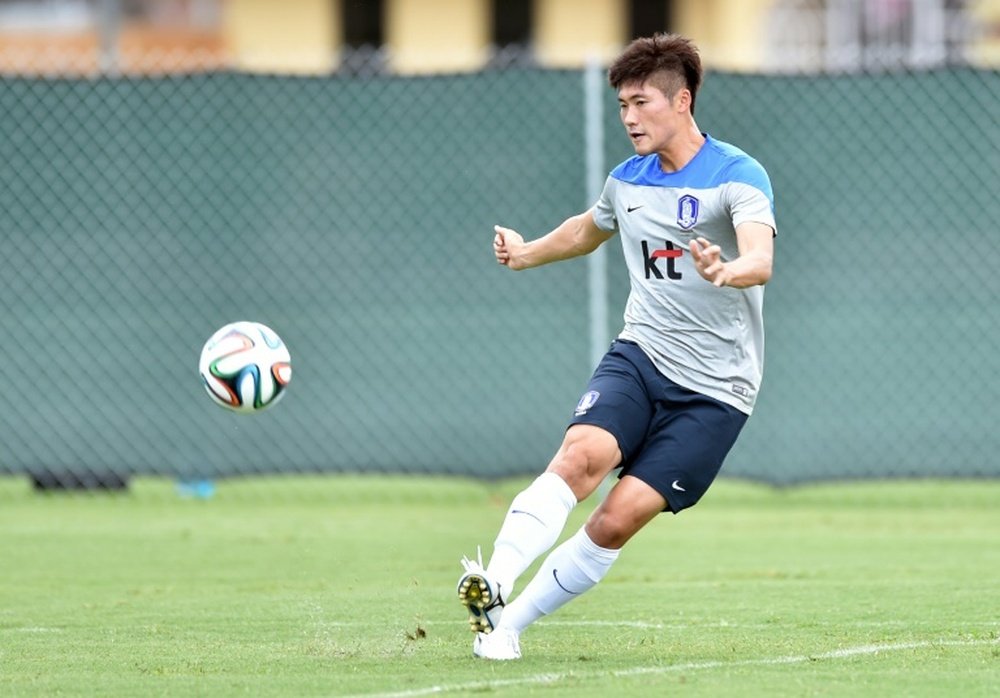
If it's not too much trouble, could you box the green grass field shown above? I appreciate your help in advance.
[1,475,997,697]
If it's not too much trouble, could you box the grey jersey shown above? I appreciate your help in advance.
[593,135,776,414]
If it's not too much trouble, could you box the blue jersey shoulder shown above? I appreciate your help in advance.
[610,135,773,204]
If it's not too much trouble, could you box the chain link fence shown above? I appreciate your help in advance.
[1,49,997,489]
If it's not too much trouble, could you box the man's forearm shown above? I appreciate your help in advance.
[519,212,606,269]
[720,249,773,288]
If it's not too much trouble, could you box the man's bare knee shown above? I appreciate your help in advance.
[585,476,667,549]
[584,508,632,549]
[546,425,621,500]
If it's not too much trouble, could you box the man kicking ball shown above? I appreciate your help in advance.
[457,32,777,660]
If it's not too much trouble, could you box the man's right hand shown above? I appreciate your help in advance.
[493,225,527,270]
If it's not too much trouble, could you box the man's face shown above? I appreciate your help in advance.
[617,80,687,156]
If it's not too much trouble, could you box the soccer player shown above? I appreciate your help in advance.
[457,33,776,660]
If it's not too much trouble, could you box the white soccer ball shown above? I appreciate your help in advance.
[198,321,292,413]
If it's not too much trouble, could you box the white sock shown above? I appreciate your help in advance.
[498,527,620,633]
[486,472,577,598]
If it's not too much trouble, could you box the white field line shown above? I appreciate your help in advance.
[10,626,65,633]
[343,636,1000,698]
[327,618,1000,631]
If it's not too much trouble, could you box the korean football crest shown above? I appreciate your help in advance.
[574,390,600,416]
[677,194,700,230]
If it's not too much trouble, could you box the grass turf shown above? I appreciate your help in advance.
[0,475,997,696]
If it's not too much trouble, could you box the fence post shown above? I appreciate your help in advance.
[98,0,122,76]
[584,57,608,370]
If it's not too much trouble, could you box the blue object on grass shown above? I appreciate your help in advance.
[176,479,216,499]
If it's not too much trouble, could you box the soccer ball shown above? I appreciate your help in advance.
[199,321,292,413]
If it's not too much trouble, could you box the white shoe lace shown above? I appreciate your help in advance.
[460,545,485,574]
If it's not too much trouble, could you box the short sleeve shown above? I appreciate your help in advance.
[724,159,776,235]
[592,176,619,233]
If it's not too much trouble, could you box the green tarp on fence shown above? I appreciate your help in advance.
[1,67,997,483]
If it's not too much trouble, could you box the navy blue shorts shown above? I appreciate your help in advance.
[569,339,748,513]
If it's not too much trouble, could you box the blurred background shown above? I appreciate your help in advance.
[1,0,999,73]
[0,0,1000,75]
[1,0,998,490]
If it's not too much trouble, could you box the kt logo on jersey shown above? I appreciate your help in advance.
[642,240,683,280]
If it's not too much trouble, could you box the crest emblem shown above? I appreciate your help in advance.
[574,390,600,416]
[677,194,700,230]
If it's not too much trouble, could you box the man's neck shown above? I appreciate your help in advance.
[657,124,705,173]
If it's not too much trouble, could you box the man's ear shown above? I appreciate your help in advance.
[673,88,692,113]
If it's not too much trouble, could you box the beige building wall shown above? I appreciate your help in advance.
[385,0,490,74]
[970,0,1000,65]
[224,0,338,74]
[534,0,628,67]
[673,0,775,71]
[215,0,776,74]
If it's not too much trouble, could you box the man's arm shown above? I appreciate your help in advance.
[689,221,774,288]
[494,209,614,271]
